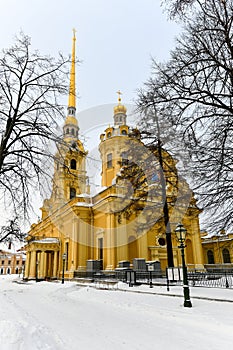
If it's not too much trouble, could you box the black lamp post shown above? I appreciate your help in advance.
[62,253,67,284]
[175,223,192,308]
[36,260,39,282]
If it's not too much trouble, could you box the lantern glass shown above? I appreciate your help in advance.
[175,223,187,243]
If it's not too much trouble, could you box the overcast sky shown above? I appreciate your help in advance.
[1,0,180,114]
[0,0,181,227]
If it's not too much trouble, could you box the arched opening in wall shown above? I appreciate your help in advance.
[70,159,77,170]
[186,239,194,265]
[70,187,76,199]
[121,151,128,166]
[207,250,215,264]
[98,238,103,270]
[107,153,112,168]
[7,268,11,274]
[15,267,18,275]
[71,128,75,135]
[128,236,137,264]
[0,268,4,274]
[222,248,231,263]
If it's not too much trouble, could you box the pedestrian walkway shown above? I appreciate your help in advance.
[117,281,233,303]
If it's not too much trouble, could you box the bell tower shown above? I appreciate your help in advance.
[99,91,130,187]
[42,30,88,216]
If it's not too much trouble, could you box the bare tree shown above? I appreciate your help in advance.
[161,0,196,19]
[0,32,70,225]
[139,0,233,232]
[0,218,25,246]
[115,125,189,267]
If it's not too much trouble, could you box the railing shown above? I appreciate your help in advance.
[188,271,233,288]
[74,269,233,289]
[74,270,164,285]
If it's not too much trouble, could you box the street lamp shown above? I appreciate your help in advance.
[36,260,39,282]
[175,223,192,308]
[62,253,67,284]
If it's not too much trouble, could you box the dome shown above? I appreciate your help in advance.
[114,91,127,115]
[113,103,127,115]
[65,115,78,126]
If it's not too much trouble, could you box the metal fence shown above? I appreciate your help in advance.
[188,271,233,289]
[74,269,233,289]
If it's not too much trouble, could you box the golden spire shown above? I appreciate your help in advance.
[63,30,79,138]
[68,28,76,109]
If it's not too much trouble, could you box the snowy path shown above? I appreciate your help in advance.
[0,275,233,350]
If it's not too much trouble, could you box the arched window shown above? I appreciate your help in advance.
[71,128,75,135]
[121,151,128,166]
[66,128,69,134]
[107,132,111,138]
[207,250,215,264]
[70,159,76,170]
[222,248,231,263]
[121,129,127,135]
[70,187,76,199]
[107,153,112,168]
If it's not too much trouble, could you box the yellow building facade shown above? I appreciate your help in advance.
[0,249,25,275]
[202,230,233,269]
[24,32,205,280]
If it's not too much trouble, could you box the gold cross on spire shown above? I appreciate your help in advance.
[117,90,122,104]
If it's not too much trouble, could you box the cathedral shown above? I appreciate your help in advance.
[24,32,205,280]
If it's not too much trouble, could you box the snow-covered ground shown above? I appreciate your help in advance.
[0,275,233,350]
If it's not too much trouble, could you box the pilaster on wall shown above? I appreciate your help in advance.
[105,212,116,270]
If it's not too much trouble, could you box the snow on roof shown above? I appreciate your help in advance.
[33,238,60,244]
[75,202,92,207]
[77,193,92,198]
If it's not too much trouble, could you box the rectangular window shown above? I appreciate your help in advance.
[107,153,112,168]
[8,260,11,265]
[2,260,4,265]
[16,260,19,265]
